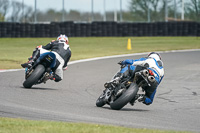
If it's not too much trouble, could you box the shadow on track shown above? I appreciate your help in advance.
[101,106,149,112]
[20,86,57,90]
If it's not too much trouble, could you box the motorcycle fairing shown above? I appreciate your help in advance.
[37,52,56,68]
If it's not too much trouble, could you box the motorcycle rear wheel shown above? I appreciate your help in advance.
[110,83,139,110]
[23,64,45,88]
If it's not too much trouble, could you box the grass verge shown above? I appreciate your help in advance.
[0,117,192,133]
[0,37,199,69]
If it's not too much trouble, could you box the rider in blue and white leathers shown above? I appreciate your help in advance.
[107,52,164,105]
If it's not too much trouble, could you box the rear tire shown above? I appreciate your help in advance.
[23,64,45,88]
[110,83,139,110]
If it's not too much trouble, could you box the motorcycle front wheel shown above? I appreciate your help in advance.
[23,64,45,88]
[96,93,106,107]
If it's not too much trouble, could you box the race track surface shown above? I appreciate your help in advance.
[0,50,200,132]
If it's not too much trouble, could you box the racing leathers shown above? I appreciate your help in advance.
[38,40,71,82]
[119,57,164,105]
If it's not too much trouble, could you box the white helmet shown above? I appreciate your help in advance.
[57,34,69,44]
[148,52,161,61]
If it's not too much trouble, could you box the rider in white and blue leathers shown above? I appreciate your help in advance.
[108,52,164,105]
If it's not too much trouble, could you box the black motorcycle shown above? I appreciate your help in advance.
[96,65,156,110]
[23,52,56,88]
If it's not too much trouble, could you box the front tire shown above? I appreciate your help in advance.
[23,64,45,88]
[96,93,106,107]
[110,83,139,110]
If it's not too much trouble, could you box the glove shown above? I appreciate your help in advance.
[118,60,127,69]
[36,45,42,49]
[118,61,124,65]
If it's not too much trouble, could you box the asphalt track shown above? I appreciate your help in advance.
[0,50,200,132]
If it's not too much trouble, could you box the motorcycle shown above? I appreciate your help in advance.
[96,64,156,110]
[23,51,56,88]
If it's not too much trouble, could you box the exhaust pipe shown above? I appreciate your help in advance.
[148,76,155,82]
[143,69,149,77]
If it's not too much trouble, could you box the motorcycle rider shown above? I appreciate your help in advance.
[21,34,71,82]
[105,52,164,105]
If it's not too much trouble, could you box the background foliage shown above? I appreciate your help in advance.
[0,0,199,22]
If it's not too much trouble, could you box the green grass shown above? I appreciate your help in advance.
[0,37,199,69]
[0,117,192,133]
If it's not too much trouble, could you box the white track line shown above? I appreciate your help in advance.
[1,49,200,73]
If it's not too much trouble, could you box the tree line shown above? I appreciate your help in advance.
[129,0,200,22]
[0,0,199,23]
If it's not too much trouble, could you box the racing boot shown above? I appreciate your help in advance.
[104,73,123,88]
[21,59,34,68]
[49,73,62,82]
[21,48,40,68]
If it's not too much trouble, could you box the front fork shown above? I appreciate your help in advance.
[100,88,113,104]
